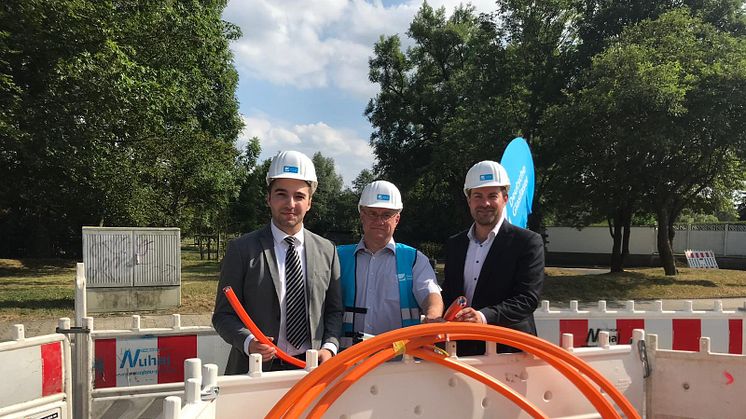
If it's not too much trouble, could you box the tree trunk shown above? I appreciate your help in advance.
[609,213,623,273]
[656,209,677,275]
[621,209,632,269]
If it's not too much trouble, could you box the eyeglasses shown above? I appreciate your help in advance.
[361,209,399,223]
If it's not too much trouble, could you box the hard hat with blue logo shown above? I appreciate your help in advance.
[266,150,318,194]
[463,160,510,197]
[359,180,403,211]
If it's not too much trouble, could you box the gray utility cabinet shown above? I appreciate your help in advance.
[82,227,181,312]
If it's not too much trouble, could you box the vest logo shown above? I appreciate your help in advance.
[283,165,299,173]
[397,273,413,282]
[376,194,390,201]
[479,174,494,181]
[586,328,620,345]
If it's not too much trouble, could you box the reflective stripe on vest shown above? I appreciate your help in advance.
[337,243,420,348]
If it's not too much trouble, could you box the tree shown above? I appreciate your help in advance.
[367,4,515,245]
[546,9,746,275]
[366,2,585,246]
[227,138,268,235]
[0,0,242,257]
[304,153,344,236]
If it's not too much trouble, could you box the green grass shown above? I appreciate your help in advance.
[2,249,746,324]
[0,259,76,321]
[542,267,746,303]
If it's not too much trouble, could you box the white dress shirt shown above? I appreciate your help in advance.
[463,217,504,323]
[351,238,441,335]
[243,221,337,357]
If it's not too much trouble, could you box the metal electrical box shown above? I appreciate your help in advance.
[82,227,181,312]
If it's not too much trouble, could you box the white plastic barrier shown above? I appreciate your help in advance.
[0,325,72,419]
[646,334,746,418]
[164,332,646,419]
[69,314,231,419]
[91,315,228,389]
[535,300,746,354]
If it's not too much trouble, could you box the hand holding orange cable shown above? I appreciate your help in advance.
[223,286,305,369]
[443,296,468,321]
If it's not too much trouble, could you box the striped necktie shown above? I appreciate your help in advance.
[284,236,309,349]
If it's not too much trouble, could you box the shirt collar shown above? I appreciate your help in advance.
[466,216,505,244]
[270,220,305,247]
[355,238,396,254]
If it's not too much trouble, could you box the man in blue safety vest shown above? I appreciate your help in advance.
[337,180,444,348]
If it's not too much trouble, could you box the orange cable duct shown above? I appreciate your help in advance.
[222,286,305,369]
[268,324,640,419]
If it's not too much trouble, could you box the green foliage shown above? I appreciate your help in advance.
[544,9,746,274]
[418,241,443,260]
[304,153,359,237]
[227,138,268,235]
[368,1,745,276]
[0,0,242,257]
[367,2,581,243]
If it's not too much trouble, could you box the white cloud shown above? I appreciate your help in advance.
[238,114,374,185]
[224,0,499,98]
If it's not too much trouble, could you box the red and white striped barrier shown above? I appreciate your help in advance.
[94,333,228,388]
[535,300,746,354]
[91,315,230,388]
[685,249,719,268]
[0,325,71,418]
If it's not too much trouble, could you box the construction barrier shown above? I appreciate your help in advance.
[58,315,231,419]
[535,299,746,354]
[85,315,229,389]
[162,329,646,419]
[646,334,746,418]
[93,330,226,388]
[0,325,72,419]
[685,249,719,268]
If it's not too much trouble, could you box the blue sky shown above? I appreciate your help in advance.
[223,0,498,185]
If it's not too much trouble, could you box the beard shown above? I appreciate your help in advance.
[472,208,500,227]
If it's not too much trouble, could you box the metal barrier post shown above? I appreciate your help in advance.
[57,316,92,419]
[80,317,94,418]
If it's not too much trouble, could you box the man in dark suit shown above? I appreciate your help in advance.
[213,150,343,374]
[442,160,544,356]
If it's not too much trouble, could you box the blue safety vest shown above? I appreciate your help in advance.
[337,243,420,348]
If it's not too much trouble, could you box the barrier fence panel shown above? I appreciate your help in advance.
[646,334,746,418]
[163,331,646,419]
[0,325,72,419]
[535,300,746,354]
[78,314,231,419]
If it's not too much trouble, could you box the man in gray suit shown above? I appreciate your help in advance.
[213,150,343,374]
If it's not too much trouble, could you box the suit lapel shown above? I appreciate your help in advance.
[259,225,282,303]
[303,229,318,300]
[302,228,320,339]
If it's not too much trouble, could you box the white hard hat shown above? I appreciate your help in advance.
[359,180,403,211]
[463,160,510,197]
[266,150,318,193]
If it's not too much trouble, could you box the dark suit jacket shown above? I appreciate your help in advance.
[442,221,544,356]
[212,224,343,374]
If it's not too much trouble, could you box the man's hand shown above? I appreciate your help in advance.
[318,348,333,364]
[454,307,485,324]
[249,337,277,362]
[423,316,444,323]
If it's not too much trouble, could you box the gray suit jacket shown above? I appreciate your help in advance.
[212,224,343,374]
